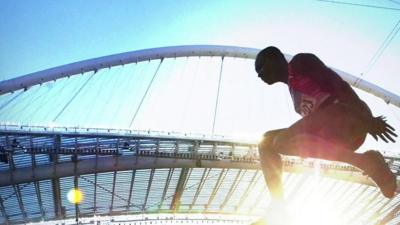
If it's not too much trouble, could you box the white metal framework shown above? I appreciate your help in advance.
[0,126,399,225]
[0,45,399,107]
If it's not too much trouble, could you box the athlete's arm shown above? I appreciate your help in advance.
[327,72,397,142]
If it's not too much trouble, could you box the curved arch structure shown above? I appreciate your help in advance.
[0,45,399,107]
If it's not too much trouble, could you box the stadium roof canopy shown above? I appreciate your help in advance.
[0,45,399,225]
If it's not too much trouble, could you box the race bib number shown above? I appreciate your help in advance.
[300,95,316,116]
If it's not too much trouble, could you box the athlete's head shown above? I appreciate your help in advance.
[255,46,288,85]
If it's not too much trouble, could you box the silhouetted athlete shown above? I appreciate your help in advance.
[255,46,397,200]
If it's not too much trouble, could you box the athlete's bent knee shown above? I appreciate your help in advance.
[258,130,280,156]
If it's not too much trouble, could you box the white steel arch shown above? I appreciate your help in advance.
[0,45,399,107]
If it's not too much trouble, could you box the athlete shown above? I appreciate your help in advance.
[255,46,398,200]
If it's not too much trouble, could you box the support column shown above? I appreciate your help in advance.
[171,168,189,211]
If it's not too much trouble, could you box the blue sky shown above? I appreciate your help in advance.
[0,0,259,78]
[1,0,399,88]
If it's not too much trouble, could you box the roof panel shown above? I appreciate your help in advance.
[145,169,170,211]
[38,180,55,220]
[20,183,40,217]
[113,170,134,210]
[0,186,23,223]
[59,176,75,218]
[94,172,114,214]
[78,174,96,215]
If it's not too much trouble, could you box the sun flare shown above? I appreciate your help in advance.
[67,188,84,204]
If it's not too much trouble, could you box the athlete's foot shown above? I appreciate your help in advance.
[362,150,397,198]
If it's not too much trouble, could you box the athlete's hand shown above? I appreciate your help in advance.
[369,116,397,143]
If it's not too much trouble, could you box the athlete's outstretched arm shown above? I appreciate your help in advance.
[291,53,397,142]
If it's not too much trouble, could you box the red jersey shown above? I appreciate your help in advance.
[288,54,337,117]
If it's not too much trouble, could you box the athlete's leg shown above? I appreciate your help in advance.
[272,103,369,169]
[258,129,367,200]
[259,103,396,199]
[259,103,365,199]
[269,132,396,198]
[258,129,285,199]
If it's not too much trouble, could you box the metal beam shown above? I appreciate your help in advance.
[4,136,21,223]
[0,45,257,96]
[281,173,298,200]
[126,170,136,211]
[205,169,227,210]
[236,171,260,212]
[14,184,28,223]
[319,180,341,203]
[34,181,45,219]
[220,169,244,210]
[30,136,45,219]
[375,203,400,225]
[2,123,245,155]
[372,197,400,224]
[158,168,173,211]
[51,135,63,219]
[93,173,98,214]
[364,197,388,225]
[143,169,155,210]
[0,154,384,188]
[0,156,259,187]
[320,181,347,206]
[73,137,80,223]
[330,181,357,211]
[0,196,9,225]
[372,197,395,222]
[30,136,36,170]
[154,139,160,164]
[0,45,399,107]
[189,168,210,211]
[51,178,63,219]
[171,168,189,211]
[80,175,131,208]
[6,135,15,174]
[94,137,99,214]
[339,185,369,216]
[249,183,268,214]
[349,190,381,223]
[109,171,117,212]
[74,171,79,223]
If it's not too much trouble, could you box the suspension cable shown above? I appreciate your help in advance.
[317,0,400,11]
[110,63,139,126]
[53,71,96,122]
[353,18,400,86]
[129,58,164,128]
[78,67,110,125]
[362,19,400,76]
[212,56,225,135]
[180,57,198,130]
[0,90,23,112]
[388,0,400,5]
